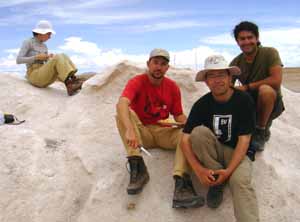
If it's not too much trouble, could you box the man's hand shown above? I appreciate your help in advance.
[235,85,248,91]
[211,169,230,186]
[125,128,139,149]
[195,168,216,186]
[35,53,49,61]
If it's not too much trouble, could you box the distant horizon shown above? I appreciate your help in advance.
[0,0,300,74]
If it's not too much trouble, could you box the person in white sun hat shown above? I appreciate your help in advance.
[16,20,83,96]
[181,55,259,221]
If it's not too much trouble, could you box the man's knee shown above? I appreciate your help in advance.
[229,169,252,190]
[190,126,213,141]
[190,126,215,150]
[257,84,276,101]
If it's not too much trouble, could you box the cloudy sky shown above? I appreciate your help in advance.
[0,0,300,74]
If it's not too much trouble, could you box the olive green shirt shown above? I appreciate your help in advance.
[230,46,283,87]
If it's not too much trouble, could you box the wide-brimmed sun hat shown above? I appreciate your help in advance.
[32,20,56,35]
[149,48,170,61]
[195,55,240,81]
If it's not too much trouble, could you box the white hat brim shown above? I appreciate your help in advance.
[32,28,56,35]
[195,66,241,82]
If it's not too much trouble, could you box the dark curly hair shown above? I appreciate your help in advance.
[233,21,261,46]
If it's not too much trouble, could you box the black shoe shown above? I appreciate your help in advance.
[207,184,224,209]
[251,128,266,151]
[172,174,205,208]
[127,156,150,195]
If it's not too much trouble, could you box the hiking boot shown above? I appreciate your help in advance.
[251,128,266,151]
[207,184,224,209]
[172,174,205,208]
[127,156,149,195]
[65,75,83,96]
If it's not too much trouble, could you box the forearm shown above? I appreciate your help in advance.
[116,97,134,131]
[248,77,281,91]
[174,114,187,124]
[226,135,250,175]
[248,66,282,91]
[16,55,35,64]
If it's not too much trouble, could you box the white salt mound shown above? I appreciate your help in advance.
[0,61,298,222]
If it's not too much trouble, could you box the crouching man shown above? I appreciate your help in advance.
[181,55,259,221]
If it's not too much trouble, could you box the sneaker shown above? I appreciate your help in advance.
[251,127,266,151]
[172,174,205,208]
[207,184,224,209]
[127,156,150,195]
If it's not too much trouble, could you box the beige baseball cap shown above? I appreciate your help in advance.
[149,48,170,61]
[195,55,240,81]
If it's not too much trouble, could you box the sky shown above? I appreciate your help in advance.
[0,0,300,75]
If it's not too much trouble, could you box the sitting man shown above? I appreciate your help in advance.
[181,55,259,221]
[230,21,285,150]
[116,48,204,208]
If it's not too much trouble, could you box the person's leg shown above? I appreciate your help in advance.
[150,125,204,208]
[116,110,155,156]
[224,148,259,222]
[250,85,277,150]
[190,125,224,169]
[256,85,277,128]
[115,110,155,194]
[27,63,58,88]
[190,125,225,208]
[54,54,78,82]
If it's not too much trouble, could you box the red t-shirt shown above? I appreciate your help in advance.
[121,74,183,125]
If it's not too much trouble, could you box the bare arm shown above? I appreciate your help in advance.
[248,65,282,91]
[213,134,251,185]
[236,65,282,91]
[116,97,139,149]
[181,133,216,186]
[174,114,187,124]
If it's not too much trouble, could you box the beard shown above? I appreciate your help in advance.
[150,71,164,80]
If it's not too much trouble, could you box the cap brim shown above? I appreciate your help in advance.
[195,66,241,82]
[32,28,56,35]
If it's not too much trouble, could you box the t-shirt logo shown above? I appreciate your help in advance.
[213,115,232,142]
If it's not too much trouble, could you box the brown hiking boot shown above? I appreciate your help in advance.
[172,174,205,208]
[127,156,149,195]
[65,76,83,96]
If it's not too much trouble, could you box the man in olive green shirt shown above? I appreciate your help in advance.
[230,21,285,151]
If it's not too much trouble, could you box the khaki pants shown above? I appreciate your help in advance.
[116,110,188,177]
[190,126,259,222]
[26,53,77,88]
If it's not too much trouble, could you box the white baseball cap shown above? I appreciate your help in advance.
[195,55,240,81]
[32,20,56,35]
[149,48,170,61]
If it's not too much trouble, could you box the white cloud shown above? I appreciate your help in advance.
[56,37,236,72]
[0,49,25,74]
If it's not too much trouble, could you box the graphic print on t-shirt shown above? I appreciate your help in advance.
[144,94,169,120]
[213,114,232,142]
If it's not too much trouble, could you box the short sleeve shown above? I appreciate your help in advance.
[183,99,205,134]
[268,47,283,68]
[121,76,142,102]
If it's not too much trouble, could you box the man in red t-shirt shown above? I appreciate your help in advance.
[116,48,204,208]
